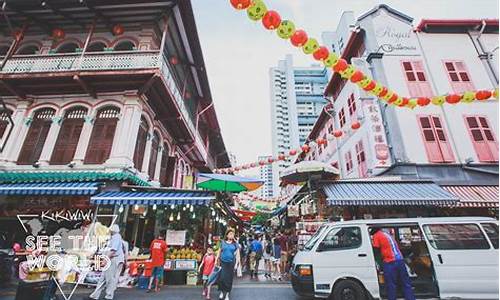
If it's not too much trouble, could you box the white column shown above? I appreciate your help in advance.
[140,132,153,174]
[38,116,63,165]
[1,102,29,164]
[153,147,163,181]
[105,101,142,167]
[72,115,95,165]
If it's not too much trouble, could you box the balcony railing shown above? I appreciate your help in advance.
[0,50,207,161]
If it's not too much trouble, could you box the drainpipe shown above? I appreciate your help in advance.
[471,20,498,85]
[415,31,463,163]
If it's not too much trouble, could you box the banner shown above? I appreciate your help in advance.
[166,230,186,246]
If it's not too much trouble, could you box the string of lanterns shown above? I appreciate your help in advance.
[228,0,499,108]
[214,120,361,173]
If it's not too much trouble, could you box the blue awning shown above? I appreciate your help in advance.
[90,190,215,206]
[324,181,458,206]
[0,182,100,195]
[271,206,287,217]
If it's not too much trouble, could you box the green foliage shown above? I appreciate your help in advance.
[251,212,270,225]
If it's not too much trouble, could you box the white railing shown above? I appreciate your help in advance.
[0,51,160,73]
[0,50,208,161]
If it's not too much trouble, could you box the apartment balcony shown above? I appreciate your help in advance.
[0,50,207,165]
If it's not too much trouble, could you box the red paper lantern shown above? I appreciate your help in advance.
[267,158,274,163]
[378,87,388,97]
[289,149,297,156]
[230,0,251,9]
[417,97,431,106]
[350,70,364,83]
[333,130,343,138]
[312,46,329,61]
[52,28,65,39]
[388,93,398,104]
[301,145,310,152]
[476,90,492,100]
[290,30,308,47]
[446,94,461,104]
[262,10,281,30]
[278,154,286,161]
[259,161,266,166]
[316,138,326,145]
[112,24,124,36]
[333,59,348,72]
[170,56,179,65]
[363,80,376,91]
[351,121,361,130]
[250,163,256,168]
[398,97,410,107]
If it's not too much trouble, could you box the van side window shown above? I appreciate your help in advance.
[481,223,499,249]
[423,224,490,250]
[319,227,361,251]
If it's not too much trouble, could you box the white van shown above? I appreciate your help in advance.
[291,217,499,300]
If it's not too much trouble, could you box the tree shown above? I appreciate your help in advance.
[251,212,270,225]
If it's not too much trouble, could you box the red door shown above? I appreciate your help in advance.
[465,116,499,162]
[418,115,455,163]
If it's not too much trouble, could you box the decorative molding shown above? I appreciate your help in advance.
[24,117,33,126]
[84,115,95,124]
[52,116,63,125]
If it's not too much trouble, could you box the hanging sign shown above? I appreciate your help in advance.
[166,230,187,246]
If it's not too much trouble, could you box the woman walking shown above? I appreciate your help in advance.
[216,228,241,300]
[262,235,272,279]
[271,237,282,281]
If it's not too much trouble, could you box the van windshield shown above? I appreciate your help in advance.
[303,225,327,251]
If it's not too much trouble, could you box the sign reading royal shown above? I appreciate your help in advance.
[372,12,419,55]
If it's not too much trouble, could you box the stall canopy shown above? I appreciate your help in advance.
[324,180,458,206]
[196,173,263,192]
[0,182,100,195]
[90,190,215,206]
[442,185,499,208]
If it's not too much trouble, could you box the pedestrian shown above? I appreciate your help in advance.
[216,228,241,300]
[248,235,263,279]
[277,230,289,277]
[147,230,168,293]
[370,227,416,300]
[262,234,272,279]
[198,247,216,299]
[271,237,281,281]
[88,224,125,300]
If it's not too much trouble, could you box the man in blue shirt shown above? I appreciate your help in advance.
[249,235,263,279]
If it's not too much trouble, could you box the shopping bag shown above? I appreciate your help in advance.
[206,266,221,286]
[236,263,242,278]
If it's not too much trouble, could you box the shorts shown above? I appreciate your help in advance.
[202,275,209,281]
[152,266,163,279]
[280,252,288,264]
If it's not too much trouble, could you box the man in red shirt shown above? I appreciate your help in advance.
[277,231,289,276]
[370,227,415,300]
[148,231,168,292]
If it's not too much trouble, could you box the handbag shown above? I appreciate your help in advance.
[206,266,221,286]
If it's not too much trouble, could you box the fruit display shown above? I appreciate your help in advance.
[167,247,203,262]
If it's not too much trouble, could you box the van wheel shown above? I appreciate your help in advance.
[331,280,366,300]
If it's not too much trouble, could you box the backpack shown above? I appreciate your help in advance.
[265,242,272,254]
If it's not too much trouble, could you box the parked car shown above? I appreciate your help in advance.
[291,217,499,300]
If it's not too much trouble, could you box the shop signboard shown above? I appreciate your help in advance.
[175,259,197,270]
[166,230,186,246]
[362,100,391,169]
[288,205,299,217]
[164,260,174,270]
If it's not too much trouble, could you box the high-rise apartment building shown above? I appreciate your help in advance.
[258,155,274,198]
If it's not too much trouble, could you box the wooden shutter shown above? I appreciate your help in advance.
[418,115,455,163]
[465,116,499,162]
[133,117,148,170]
[356,140,367,177]
[84,107,119,164]
[160,153,176,187]
[444,61,475,93]
[17,108,55,165]
[339,108,346,128]
[348,94,356,116]
[50,107,86,165]
[402,60,433,97]
[148,133,160,178]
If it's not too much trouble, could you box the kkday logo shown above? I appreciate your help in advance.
[17,211,118,300]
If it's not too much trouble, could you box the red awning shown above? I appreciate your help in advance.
[442,185,499,208]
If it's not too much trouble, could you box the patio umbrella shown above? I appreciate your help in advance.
[196,173,264,192]
[280,160,339,185]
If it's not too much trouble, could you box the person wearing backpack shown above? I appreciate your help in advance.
[248,235,263,278]
[262,235,272,279]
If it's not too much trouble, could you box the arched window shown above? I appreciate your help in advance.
[17,108,55,165]
[87,42,106,52]
[0,45,9,56]
[114,40,135,51]
[0,109,13,139]
[17,45,39,55]
[84,106,120,164]
[133,117,149,170]
[159,143,175,187]
[148,132,160,178]
[50,107,87,165]
[57,42,79,53]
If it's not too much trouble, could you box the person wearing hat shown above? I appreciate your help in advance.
[88,224,125,300]
[370,227,415,300]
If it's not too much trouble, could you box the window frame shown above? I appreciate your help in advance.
[417,114,455,163]
[50,107,87,165]
[338,108,346,128]
[423,223,491,250]
[480,223,499,249]
[317,226,362,252]
[17,108,56,165]
[347,94,357,116]
[463,115,498,162]
[84,106,120,164]
[443,60,475,93]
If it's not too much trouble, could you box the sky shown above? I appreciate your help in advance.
[191,0,498,175]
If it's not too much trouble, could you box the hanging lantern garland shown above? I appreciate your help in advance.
[227,0,499,108]
[214,120,362,173]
